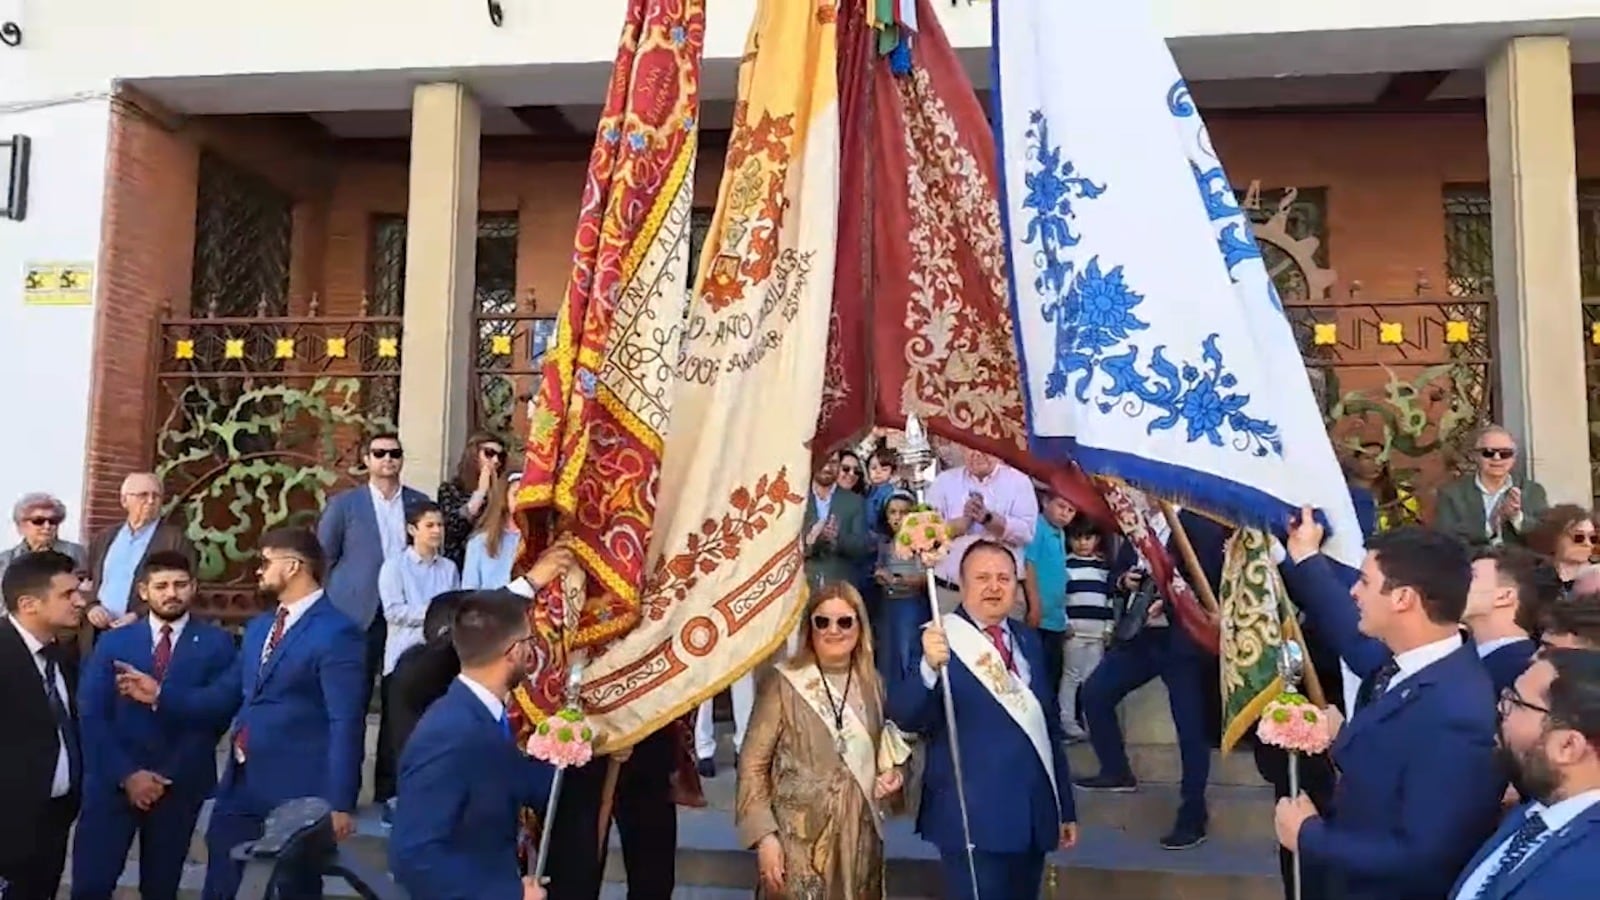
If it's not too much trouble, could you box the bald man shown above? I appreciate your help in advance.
[84,474,194,636]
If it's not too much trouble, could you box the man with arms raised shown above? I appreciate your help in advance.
[1449,649,1600,898]
[116,528,365,899]
[1277,516,1504,899]
[888,540,1076,899]
[72,551,237,900]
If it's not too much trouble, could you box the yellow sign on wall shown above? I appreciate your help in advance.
[23,262,95,306]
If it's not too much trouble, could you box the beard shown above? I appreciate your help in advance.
[149,604,188,623]
[1496,729,1561,802]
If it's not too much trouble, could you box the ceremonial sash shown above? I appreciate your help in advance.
[777,663,884,836]
[942,614,1057,798]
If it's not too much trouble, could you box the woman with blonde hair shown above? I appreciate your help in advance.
[736,582,910,898]
[461,474,523,589]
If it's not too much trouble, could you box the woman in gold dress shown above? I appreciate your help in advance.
[736,582,910,898]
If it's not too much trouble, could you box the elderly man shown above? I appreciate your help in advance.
[1434,425,1549,549]
[84,474,193,634]
[925,448,1038,616]
[0,493,87,585]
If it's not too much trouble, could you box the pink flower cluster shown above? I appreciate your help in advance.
[1255,692,1333,755]
[894,509,953,565]
[525,706,598,768]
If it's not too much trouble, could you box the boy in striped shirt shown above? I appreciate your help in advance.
[1060,518,1113,741]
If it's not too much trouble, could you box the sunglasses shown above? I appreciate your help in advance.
[1569,532,1597,545]
[481,448,505,460]
[840,465,860,474]
[812,614,857,632]
[27,516,64,527]
[1478,448,1516,461]
[370,448,404,460]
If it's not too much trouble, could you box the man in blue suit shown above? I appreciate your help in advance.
[116,527,366,900]
[319,432,431,802]
[391,582,567,900]
[1277,515,1505,900]
[889,540,1077,900]
[1450,649,1600,899]
[1464,546,1554,695]
[72,551,236,900]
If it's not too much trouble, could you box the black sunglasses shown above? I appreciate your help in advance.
[1569,532,1597,545]
[1479,448,1516,460]
[370,448,404,460]
[481,448,505,460]
[27,516,64,527]
[812,614,857,632]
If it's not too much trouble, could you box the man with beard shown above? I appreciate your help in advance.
[71,551,236,900]
[1449,650,1600,898]
[115,528,365,899]
[390,580,570,899]
[1277,517,1505,900]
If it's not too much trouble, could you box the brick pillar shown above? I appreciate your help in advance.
[83,101,200,535]
[1487,36,1591,502]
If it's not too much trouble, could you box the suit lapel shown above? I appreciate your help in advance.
[1490,806,1600,899]
[126,621,154,675]
[1338,647,1468,751]
[1451,806,1526,898]
[256,600,320,692]
[357,487,380,534]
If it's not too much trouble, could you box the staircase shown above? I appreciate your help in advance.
[66,715,1285,899]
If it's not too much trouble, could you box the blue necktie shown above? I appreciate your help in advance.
[1475,811,1547,899]
[499,713,513,742]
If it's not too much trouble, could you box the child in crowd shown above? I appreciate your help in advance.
[873,489,927,679]
[1060,517,1113,742]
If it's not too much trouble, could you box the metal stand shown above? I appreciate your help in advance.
[1278,640,1306,900]
[532,658,588,884]
[900,413,982,900]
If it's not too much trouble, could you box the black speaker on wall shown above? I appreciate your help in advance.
[2,134,29,222]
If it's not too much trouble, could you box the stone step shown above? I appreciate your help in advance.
[1066,742,1268,788]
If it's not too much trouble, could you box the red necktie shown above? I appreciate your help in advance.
[984,624,1016,673]
[234,607,291,762]
[153,624,173,681]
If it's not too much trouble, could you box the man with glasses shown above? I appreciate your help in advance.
[84,473,194,636]
[1435,425,1550,549]
[320,432,430,805]
[1278,518,1505,900]
[114,527,366,900]
[1449,649,1600,898]
[0,493,87,588]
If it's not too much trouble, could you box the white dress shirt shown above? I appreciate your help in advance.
[370,483,408,561]
[1387,632,1463,692]
[259,590,322,666]
[456,673,507,722]
[10,617,72,797]
[921,616,1033,689]
[150,612,189,647]
[1475,635,1525,659]
[1452,789,1600,899]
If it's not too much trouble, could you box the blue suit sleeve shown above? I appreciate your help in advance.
[392,738,523,900]
[160,638,243,727]
[79,633,139,787]
[1298,714,1503,886]
[886,635,941,735]
[518,756,554,811]
[155,634,236,781]
[319,495,345,571]
[321,620,369,812]
[1279,554,1390,680]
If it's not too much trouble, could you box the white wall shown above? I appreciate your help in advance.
[0,96,111,547]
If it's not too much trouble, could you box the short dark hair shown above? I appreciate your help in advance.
[140,550,193,583]
[1543,591,1600,648]
[1066,516,1103,542]
[877,490,916,535]
[959,540,1017,576]
[259,527,326,583]
[366,432,401,452]
[1367,527,1472,625]
[451,590,532,668]
[1476,545,1563,633]
[407,501,443,529]
[2,550,79,612]
[1543,648,1600,744]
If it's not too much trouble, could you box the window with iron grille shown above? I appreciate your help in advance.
[1443,184,1493,297]
[190,152,293,318]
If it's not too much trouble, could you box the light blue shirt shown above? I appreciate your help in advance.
[462,530,521,590]
[100,522,158,617]
[812,487,834,525]
[378,549,460,675]
[1452,789,1600,899]
[1024,519,1070,632]
[921,616,1032,689]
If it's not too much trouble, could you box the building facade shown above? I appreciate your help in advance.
[4,0,1600,613]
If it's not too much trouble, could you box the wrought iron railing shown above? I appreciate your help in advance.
[472,307,557,451]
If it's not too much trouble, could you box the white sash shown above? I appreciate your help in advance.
[943,614,1058,798]
[777,663,885,835]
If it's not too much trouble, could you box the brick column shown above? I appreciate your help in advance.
[397,83,482,491]
[1487,36,1591,502]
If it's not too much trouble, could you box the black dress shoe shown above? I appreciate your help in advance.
[696,757,716,779]
[1160,820,1208,850]
[1073,772,1139,793]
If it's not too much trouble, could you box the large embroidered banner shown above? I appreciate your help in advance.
[510,0,704,725]
[993,0,1364,722]
[569,0,840,748]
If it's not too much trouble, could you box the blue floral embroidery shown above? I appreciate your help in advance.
[1025,109,1282,457]
[1166,80,1276,311]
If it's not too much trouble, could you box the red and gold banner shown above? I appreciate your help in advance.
[511,0,705,722]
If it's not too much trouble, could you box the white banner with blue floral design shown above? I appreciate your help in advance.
[991,0,1361,573]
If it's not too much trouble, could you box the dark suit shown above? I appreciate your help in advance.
[83,522,195,620]
[888,610,1075,900]
[1433,475,1549,549]
[1282,555,1505,900]
[1479,638,1537,696]
[151,594,366,899]
[1448,799,1600,899]
[801,487,874,589]
[71,616,237,900]
[0,617,81,900]
[391,679,553,900]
